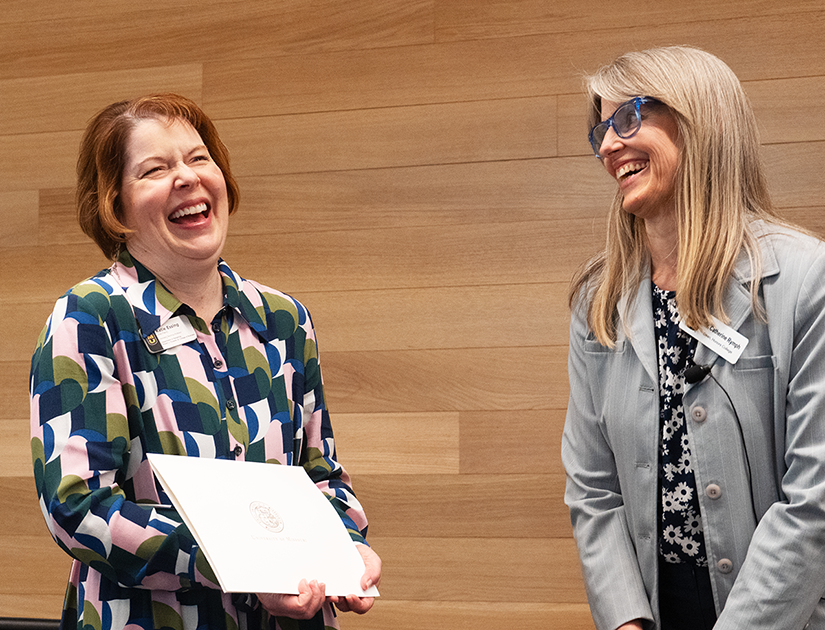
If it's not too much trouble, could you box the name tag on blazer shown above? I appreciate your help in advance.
[679,317,749,364]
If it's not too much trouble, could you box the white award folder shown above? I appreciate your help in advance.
[147,453,379,597]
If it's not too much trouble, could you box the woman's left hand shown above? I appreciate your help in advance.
[328,544,382,614]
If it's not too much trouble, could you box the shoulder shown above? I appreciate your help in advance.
[45,267,131,326]
[754,220,825,262]
[219,261,313,341]
[752,221,825,287]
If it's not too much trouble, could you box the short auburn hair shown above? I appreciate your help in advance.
[76,93,240,260]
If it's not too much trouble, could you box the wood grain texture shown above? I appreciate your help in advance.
[333,412,460,476]
[343,600,596,630]
[350,473,571,538]
[365,535,584,602]
[1,0,822,625]
[0,65,203,135]
[434,0,823,41]
[216,97,557,176]
[321,347,568,413]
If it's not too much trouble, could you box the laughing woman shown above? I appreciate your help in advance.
[563,47,825,629]
[30,94,381,630]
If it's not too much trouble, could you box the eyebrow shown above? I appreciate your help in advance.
[130,145,210,171]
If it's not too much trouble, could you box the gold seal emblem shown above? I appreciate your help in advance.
[249,501,285,533]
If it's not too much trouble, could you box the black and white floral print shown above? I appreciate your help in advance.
[652,283,707,566]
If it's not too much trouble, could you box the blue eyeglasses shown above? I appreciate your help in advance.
[588,97,653,158]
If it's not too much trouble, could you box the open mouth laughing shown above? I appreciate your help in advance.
[169,202,210,224]
[616,161,648,182]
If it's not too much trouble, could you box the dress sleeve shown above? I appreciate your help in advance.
[30,286,220,592]
[296,311,369,545]
[561,302,654,630]
[714,240,825,629]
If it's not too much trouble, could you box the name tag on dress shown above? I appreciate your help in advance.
[143,316,197,354]
[679,317,748,364]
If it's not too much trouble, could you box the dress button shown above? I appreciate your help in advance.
[213,358,224,369]
[212,321,221,333]
[705,483,722,499]
[717,558,733,574]
[234,445,243,457]
[690,406,707,422]
[226,399,236,410]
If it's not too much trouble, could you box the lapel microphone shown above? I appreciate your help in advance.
[684,364,713,384]
[683,362,757,521]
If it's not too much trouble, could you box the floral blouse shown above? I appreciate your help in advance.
[652,284,707,566]
[30,250,367,630]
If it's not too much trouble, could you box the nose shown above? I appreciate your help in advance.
[174,163,200,188]
[598,124,623,158]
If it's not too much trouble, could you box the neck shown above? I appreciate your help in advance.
[645,213,679,291]
[133,254,225,322]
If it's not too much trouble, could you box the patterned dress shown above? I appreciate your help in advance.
[30,251,368,630]
[652,284,707,566]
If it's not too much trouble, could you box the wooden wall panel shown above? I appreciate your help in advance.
[1,1,821,628]
[342,601,594,630]
[321,347,567,413]
[0,191,38,248]
[0,65,203,135]
[434,0,823,41]
[0,0,434,79]
[216,97,557,176]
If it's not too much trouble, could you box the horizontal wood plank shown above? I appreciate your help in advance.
[366,535,585,603]
[0,191,38,248]
[0,422,34,477]
[292,282,568,353]
[216,97,557,176]
[342,600,595,630]
[0,535,72,595]
[434,0,822,41]
[321,346,568,413]
[333,412,460,476]
[0,65,203,135]
[0,0,434,79]
[460,409,565,475]
[352,473,571,538]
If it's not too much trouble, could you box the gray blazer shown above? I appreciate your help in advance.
[563,223,825,630]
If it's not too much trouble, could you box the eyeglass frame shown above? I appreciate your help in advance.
[588,96,655,159]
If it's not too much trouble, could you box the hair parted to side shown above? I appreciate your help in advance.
[570,45,784,346]
[76,93,240,260]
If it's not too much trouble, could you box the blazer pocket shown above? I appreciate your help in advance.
[732,354,775,371]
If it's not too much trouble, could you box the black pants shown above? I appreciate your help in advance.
[659,559,717,630]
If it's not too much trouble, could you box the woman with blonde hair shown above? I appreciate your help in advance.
[563,46,825,629]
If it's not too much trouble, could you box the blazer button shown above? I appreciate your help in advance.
[717,558,734,574]
[705,483,722,499]
[690,406,707,422]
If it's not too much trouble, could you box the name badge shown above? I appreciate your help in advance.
[143,316,197,354]
[679,317,748,364]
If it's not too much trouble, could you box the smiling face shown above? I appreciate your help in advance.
[119,117,229,276]
[597,99,681,223]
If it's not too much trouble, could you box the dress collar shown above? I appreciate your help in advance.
[112,249,303,344]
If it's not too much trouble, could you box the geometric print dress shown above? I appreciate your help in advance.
[30,250,367,630]
[652,284,708,567]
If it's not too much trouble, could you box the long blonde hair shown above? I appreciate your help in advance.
[570,46,782,346]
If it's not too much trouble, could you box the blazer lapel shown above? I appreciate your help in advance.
[619,278,659,387]
[692,224,780,367]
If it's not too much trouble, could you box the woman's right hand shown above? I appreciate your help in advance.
[257,579,326,619]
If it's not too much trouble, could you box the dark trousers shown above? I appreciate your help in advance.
[659,559,717,630]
